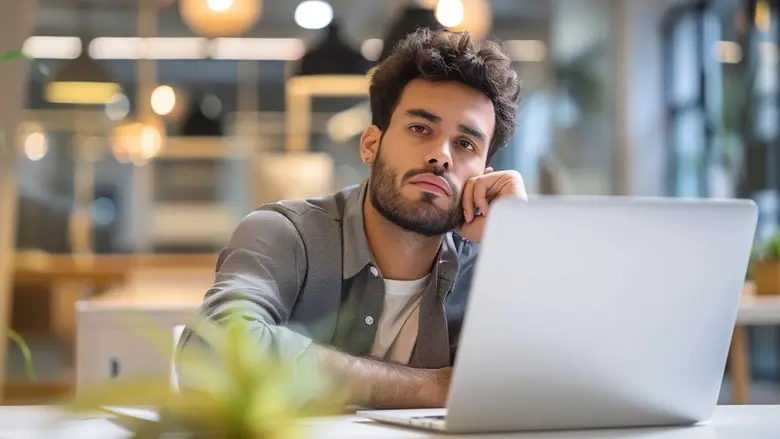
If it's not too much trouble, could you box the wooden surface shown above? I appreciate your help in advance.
[0,0,40,403]
[13,252,218,287]
[12,252,217,368]
[2,381,72,406]
[729,282,780,405]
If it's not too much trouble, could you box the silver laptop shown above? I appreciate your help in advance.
[358,195,758,434]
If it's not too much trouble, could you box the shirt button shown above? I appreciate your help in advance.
[365,316,375,326]
[369,266,379,277]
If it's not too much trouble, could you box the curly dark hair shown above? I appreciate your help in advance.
[369,27,521,162]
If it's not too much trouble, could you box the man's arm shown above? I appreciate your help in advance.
[176,209,449,409]
[315,345,451,409]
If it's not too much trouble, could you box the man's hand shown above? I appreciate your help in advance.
[456,168,527,243]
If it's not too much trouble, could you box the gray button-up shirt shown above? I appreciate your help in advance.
[178,181,479,371]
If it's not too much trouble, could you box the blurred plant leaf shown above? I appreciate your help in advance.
[751,232,780,264]
[553,44,605,113]
[0,51,30,62]
[6,328,36,381]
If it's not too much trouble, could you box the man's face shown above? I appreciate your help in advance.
[362,79,496,237]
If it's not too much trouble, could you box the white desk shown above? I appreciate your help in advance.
[0,406,777,439]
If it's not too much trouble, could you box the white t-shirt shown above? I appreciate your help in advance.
[369,275,429,364]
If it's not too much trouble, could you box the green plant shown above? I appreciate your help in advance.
[7,328,36,382]
[0,50,28,62]
[553,45,605,113]
[752,232,780,262]
[747,232,780,280]
[64,313,342,438]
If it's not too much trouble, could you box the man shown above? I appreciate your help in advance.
[176,28,526,410]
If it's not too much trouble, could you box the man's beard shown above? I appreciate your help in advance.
[368,149,465,237]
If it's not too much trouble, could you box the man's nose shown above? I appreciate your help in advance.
[425,140,452,171]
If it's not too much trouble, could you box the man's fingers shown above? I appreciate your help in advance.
[473,178,490,216]
[461,179,475,222]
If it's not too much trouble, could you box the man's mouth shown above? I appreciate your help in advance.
[407,173,452,197]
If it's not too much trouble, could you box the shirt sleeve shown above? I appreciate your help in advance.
[175,209,315,386]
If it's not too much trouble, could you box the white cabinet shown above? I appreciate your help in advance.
[74,273,208,396]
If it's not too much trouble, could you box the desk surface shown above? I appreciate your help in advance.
[737,295,780,325]
[0,405,778,439]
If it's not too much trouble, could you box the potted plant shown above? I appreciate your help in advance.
[750,232,780,296]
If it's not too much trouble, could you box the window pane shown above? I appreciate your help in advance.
[673,110,706,197]
[754,100,779,140]
[670,12,701,105]
[755,41,779,95]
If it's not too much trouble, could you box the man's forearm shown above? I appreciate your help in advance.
[314,344,448,409]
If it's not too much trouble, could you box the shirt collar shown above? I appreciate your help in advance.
[341,179,462,282]
[342,180,375,279]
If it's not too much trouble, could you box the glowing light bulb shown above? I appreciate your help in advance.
[151,85,176,116]
[207,0,234,12]
[295,0,333,30]
[435,0,464,27]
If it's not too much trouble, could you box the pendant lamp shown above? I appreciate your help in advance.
[292,21,372,77]
[180,95,224,137]
[379,5,443,62]
[45,37,121,105]
[285,20,372,150]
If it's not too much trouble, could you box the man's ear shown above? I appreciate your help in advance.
[360,125,381,166]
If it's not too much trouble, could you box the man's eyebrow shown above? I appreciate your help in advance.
[458,124,486,142]
[405,108,441,123]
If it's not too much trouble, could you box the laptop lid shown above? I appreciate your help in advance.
[445,196,757,433]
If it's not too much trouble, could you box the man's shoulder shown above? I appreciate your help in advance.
[227,185,361,255]
[255,184,360,221]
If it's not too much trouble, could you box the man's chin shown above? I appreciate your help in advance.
[403,189,455,208]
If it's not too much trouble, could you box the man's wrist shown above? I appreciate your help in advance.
[416,367,451,408]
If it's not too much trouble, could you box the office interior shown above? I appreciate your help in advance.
[0,0,779,406]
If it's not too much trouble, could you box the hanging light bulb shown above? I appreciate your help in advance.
[23,131,48,161]
[435,0,491,39]
[151,85,177,116]
[294,0,334,30]
[180,0,262,37]
[207,0,234,12]
[435,0,464,27]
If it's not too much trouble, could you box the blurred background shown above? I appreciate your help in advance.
[1,0,779,405]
